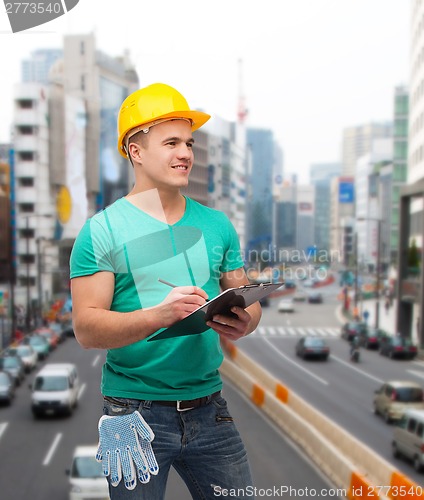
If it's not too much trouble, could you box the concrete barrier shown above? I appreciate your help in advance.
[220,338,424,499]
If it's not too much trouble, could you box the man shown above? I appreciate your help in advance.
[70,83,262,499]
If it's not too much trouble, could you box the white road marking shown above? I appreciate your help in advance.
[0,422,8,441]
[92,354,101,367]
[407,369,424,381]
[78,382,86,400]
[43,433,62,466]
[263,337,329,385]
[331,355,384,384]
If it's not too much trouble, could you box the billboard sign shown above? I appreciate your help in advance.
[339,181,354,203]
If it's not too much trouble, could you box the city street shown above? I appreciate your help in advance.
[242,281,424,485]
[0,333,341,500]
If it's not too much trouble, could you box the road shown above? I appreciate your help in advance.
[0,334,341,500]
[241,281,424,485]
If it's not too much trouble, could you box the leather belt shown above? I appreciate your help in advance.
[151,390,221,412]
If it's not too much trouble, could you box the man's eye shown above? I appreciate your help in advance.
[187,143,193,148]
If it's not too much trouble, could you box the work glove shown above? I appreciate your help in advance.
[96,411,159,490]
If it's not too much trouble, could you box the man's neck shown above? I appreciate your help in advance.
[125,188,186,225]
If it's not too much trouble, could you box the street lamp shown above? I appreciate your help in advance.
[357,217,382,329]
[20,214,52,332]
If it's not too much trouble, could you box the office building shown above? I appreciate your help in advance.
[397,0,424,343]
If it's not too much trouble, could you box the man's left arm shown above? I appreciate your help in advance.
[206,268,262,341]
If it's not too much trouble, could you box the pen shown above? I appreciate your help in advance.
[158,278,209,301]
[158,278,178,288]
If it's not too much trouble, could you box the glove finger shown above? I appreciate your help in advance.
[133,411,155,441]
[121,446,137,490]
[140,441,159,475]
[130,445,150,483]
[109,450,122,487]
[95,443,103,463]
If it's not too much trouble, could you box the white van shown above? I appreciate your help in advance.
[30,363,79,418]
[392,409,424,472]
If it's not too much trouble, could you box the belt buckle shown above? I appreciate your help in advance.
[176,400,195,412]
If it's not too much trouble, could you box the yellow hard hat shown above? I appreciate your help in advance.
[117,83,211,158]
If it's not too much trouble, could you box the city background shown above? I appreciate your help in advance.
[0,6,421,346]
[0,2,424,499]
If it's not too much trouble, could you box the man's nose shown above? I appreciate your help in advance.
[176,144,192,158]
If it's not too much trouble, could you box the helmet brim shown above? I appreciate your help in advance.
[118,110,210,158]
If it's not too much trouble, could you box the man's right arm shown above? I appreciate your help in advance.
[71,272,208,350]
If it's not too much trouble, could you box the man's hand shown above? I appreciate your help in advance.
[206,305,252,341]
[153,286,208,328]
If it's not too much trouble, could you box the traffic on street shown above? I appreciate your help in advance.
[0,323,343,500]
[241,277,424,486]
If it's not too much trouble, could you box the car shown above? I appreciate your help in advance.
[283,279,296,289]
[0,355,25,386]
[22,334,50,360]
[34,327,60,350]
[392,409,424,472]
[47,322,67,343]
[0,370,15,405]
[302,279,316,288]
[66,445,109,500]
[340,321,367,342]
[358,327,385,350]
[295,337,330,360]
[30,363,80,417]
[373,380,424,423]
[293,289,307,302]
[379,335,418,359]
[6,344,38,372]
[278,298,295,313]
[307,291,323,304]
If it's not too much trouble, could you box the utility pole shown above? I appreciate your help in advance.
[375,220,382,329]
[24,216,31,333]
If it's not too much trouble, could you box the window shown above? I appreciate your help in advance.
[417,423,424,438]
[18,151,34,161]
[20,254,35,265]
[18,177,34,187]
[19,228,34,239]
[393,165,407,182]
[18,276,35,287]
[394,142,408,161]
[407,418,417,433]
[17,99,33,109]
[19,203,34,213]
[18,125,34,135]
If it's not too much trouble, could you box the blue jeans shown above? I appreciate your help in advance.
[102,393,253,499]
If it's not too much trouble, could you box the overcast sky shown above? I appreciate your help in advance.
[0,0,410,182]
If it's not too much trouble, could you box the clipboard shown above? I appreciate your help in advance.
[147,281,283,341]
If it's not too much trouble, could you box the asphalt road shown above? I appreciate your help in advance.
[241,281,424,485]
[0,333,341,500]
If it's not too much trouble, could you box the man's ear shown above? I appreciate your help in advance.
[128,143,142,163]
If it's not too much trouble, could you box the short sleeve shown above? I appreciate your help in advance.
[220,215,244,273]
[70,217,114,278]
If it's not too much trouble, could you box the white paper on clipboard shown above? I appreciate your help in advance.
[147,281,283,341]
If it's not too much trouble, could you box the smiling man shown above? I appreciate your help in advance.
[70,83,262,499]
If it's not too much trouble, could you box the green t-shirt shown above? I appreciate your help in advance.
[70,196,244,400]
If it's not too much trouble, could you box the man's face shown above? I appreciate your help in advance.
[137,119,194,190]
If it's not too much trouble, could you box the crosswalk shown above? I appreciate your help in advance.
[251,326,340,338]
